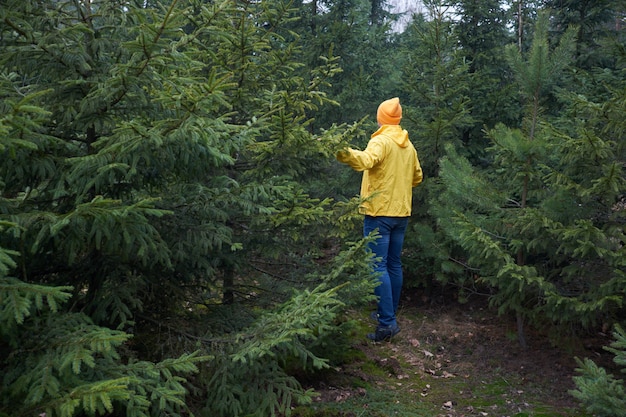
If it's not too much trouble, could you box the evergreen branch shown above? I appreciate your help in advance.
[572,355,626,417]
[446,255,481,272]
[445,280,494,298]
[56,377,132,417]
[232,283,347,362]
[3,17,93,79]
[249,263,320,286]
[0,277,73,326]
[3,16,30,41]
[94,0,182,116]
[0,243,18,277]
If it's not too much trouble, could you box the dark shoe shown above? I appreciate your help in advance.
[369,311,379,323]
[367,324,400,342]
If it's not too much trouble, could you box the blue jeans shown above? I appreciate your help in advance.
[363,215,409,328]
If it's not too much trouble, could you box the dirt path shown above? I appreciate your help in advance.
[309,296,615,416]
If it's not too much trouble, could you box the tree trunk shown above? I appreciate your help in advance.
[223,266,234,305]
[518,0,523,51]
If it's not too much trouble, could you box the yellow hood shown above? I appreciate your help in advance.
[372,125,410,148]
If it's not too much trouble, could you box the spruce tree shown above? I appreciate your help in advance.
[400,0,474,176]
[394,0,474,292]
[295,0,401,129]
[452,0,517,154]
[1,1,376,416]
[544,0,624,69]
[435,10,626,346]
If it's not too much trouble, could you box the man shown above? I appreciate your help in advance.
[336,97,423,342]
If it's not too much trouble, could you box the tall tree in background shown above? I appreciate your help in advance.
[401,0,474,172]
[295,0,401,130]
[370,0,388,25]
[453,0,517,155]
[510,0,543,50]
[544,0,626,117]
[545,0,623,68]
[394,0,474,293]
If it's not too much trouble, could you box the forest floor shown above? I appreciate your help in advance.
[294,289,617,417]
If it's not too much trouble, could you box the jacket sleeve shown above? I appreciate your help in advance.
[336,139,385,171]
[412,151,423,187]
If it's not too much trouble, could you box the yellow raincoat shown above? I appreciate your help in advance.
[337,125,423,217]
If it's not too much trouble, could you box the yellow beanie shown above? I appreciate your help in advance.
[377,97,402,125]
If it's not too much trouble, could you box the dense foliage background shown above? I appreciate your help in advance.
[1,0,625,416]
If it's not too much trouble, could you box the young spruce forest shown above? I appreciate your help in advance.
[1,0,626,416]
